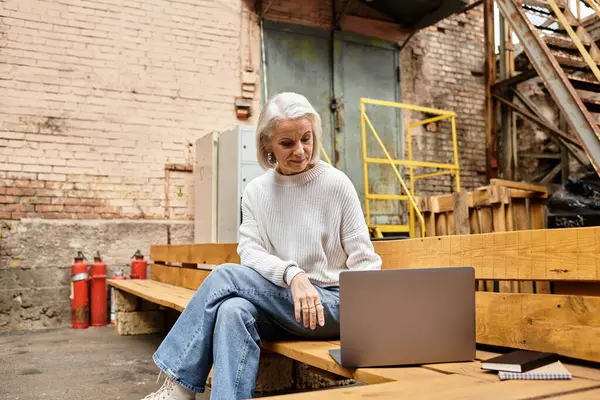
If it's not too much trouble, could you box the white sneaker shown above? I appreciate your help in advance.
[142,373,196,400]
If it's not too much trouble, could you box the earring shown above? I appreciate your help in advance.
[268,153,272,163]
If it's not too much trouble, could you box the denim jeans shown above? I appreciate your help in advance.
[152,263,341,399]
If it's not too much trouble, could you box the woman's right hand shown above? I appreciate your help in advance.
[289,273,325,330]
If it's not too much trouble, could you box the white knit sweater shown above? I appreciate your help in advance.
[237,160,382,287]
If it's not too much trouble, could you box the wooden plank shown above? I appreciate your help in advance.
[432,194,454,213]
[492,203,507,233]
[453,191,471,235]
[554,388,600,399]
[261,340,442,385]
[150,243,240,265]
[436,213,448,236]
[271,374,600,399]
[115,311,164,335]
[490,179,549,194]
[505,188,548,199]
[513,199,534,293]
[150,263,212,291]
[478,207,495,292]
[476,291,600,363]
[271,374,491,399]
[425,213,436,237]
[447,211,455,236]
[373,227,600,282]
[422,360,499,382]
[107,279,194,312]
[529,200,551,293]
[469,187,492,208]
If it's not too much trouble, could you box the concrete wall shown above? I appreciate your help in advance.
[0,219,193,331]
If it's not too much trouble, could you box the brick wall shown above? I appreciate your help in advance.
[401,5,487,195]
[1,0,246,221]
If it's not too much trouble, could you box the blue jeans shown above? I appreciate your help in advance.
[152,263,341,399]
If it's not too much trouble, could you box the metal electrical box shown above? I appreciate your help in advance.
[194,126,265,243]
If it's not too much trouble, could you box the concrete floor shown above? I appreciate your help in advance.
[1,325,209,400]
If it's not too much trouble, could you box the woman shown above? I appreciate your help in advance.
[143,92,382,400]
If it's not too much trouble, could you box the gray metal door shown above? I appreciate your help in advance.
[262,21,335,162]
[263,23,402,223]
[334,32,402,225]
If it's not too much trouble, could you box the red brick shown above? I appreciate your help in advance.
[65,205,92,213]
[80,199,105,207]
[0,196,16,204]
[39,212,67,219]
[0,211,11,219]
[11,212,38,219]
[79,213,101,220]
[0,187,5,195]
[15,180,44,188]
[7,204,34,212]
[6,187,36,196]
[36,189,55,197]
[94,206,120,214]
[35,204,64,212]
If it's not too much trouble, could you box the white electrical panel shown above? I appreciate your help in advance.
[194,126,265,244]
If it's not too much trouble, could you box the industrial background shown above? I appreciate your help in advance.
[2,0,599,332]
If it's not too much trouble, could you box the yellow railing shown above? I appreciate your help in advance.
[361,98,461,238]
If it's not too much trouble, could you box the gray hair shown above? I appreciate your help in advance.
[255,92,322,170]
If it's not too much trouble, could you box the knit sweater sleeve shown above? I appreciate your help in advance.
[338,176,382,271]
[237,186,302,287]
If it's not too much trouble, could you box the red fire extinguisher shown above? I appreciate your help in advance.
[90,251,107,327]
[110,269,126,324]
[130,250,147,279]
[71,251,89,329]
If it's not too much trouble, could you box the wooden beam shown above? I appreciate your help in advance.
[151,263,211,291]
[150,243,240,265]
[477,291,600,362]
[490,179,549,194]
[373,227,600,281]
[452,192,470,235]
[108,279,194,312]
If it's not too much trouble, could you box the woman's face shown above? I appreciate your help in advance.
[270,117,314,175]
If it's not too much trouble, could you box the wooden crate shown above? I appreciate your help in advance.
[415,179,549,294]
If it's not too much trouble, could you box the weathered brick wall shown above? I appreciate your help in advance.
[0,0,251,331]
[1,0,245,221]
[401,4,487,195]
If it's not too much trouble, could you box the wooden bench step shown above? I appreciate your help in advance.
[108,279,195,312]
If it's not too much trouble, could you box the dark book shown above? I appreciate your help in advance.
[481,350,560,373]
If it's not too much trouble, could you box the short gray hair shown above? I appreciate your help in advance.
[255,92,322,170]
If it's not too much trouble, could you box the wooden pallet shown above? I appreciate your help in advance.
[415,179,550,293]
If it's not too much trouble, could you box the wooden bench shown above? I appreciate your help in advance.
[108,226,600,398]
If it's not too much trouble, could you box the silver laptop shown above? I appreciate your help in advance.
[329,266,476,368]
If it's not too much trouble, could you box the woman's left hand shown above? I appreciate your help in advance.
[289,273,325,330]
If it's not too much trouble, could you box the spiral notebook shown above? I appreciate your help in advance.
[498,361,572,381]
